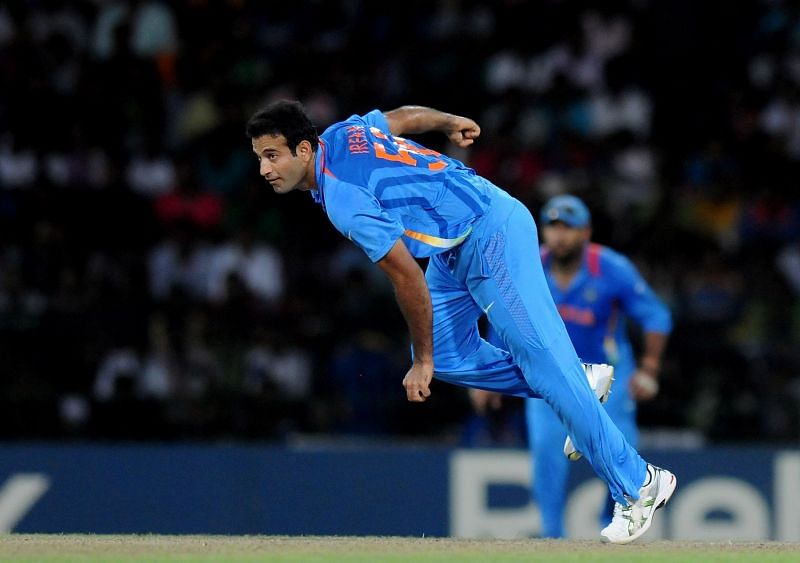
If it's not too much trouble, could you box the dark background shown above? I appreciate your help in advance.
[1,0,798,445]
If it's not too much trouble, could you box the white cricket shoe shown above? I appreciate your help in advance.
[563,362,615,461]
[600,464,677,545]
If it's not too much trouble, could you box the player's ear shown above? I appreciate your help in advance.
[296,140,313,162]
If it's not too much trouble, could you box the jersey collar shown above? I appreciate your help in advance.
[311,139,328,209]
[543,245,591,294]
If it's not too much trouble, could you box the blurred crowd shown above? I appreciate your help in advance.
[0,0,799,444]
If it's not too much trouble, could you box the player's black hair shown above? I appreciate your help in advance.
[246,100,319,155]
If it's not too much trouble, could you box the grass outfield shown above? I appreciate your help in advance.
[0,536,799,563]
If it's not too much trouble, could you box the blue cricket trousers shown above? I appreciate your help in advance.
[426,191,646,504]
[526,363,639,537]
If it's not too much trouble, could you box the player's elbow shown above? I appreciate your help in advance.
[384,106,419,136]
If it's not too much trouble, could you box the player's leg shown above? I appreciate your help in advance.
[459,197,647,505]
[424,251,536,398]
[600,364,639,527]
[527,397,569,538]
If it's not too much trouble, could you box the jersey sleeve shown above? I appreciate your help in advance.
[612,255,673,334]
[324,177,405,263]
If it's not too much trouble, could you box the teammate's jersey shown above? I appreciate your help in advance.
[487,242,671,373]
[312,110,500,262]
[540,243,672,368]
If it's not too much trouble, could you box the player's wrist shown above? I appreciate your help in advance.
[413,356,434,368]
[639,357,661,376]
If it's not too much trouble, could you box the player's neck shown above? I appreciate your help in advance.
[306,150,319,191]
[551,252,583,276]
[550,254,582,291]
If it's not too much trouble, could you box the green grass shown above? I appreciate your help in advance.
[0,535,798,562]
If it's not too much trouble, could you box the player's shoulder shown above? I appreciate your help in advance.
[320,178,360,233]
[320,110,389,176]
[589,244,637,275]
[319,116,355,144]
[323,173,364,204]
[321,173,378,226]
[321,109,387,139]
[592,243,624,264]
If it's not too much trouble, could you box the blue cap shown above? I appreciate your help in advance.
[540,195,591,228]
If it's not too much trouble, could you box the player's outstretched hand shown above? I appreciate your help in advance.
[447,115,481,148]
[403,361,434,402]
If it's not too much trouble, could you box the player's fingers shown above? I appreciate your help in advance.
[420,386,431,398]
[405,382,426,402]
[450,133,470,147]
[409,390,426,402]
[465,125,480,138]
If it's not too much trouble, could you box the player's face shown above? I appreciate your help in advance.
[252,134,315,194]
[542,222,590,260]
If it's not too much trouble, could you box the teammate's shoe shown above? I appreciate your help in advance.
[600,464,677,544]
[563,363,615,461]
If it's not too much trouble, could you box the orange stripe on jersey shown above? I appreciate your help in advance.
[319,140,337,178]
[404,227,472,248]
[587,243,602,277]
[428,160,447,171]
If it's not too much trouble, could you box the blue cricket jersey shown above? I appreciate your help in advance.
[312,110,500,262]
[540,243,672,371]
[308,113,651,504]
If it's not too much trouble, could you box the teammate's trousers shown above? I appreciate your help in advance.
[426,191,646,504]
[526,364,639,537]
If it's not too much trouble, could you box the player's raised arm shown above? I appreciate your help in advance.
[384,106,480,148]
